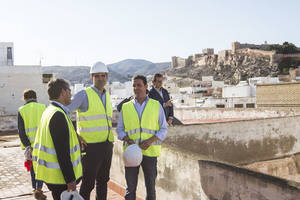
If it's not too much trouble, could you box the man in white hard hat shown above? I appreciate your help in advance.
[116,75,168,200]
[67,61,114,200]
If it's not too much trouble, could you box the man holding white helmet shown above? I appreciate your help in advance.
[117,75,168,200]
[67,61,114,200]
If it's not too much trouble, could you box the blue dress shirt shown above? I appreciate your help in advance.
[67,86,107,112]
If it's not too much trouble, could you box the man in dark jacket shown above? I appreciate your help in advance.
[148,73,174,125]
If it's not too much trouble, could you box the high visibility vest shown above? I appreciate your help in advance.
[76,87,114,143]
[18,102,46,150]
[122,98,162,157]
[32,104,82,184]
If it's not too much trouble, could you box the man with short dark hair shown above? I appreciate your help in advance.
[67,61,114,200]
[117,75,168,200]
[18,89,46,200]
[32,79,82,200]
[149,73,174,125]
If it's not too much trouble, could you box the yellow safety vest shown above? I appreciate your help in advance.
[32,104,82,184]
[76,87,114,143]
[18,102,46,150]
[122,98,162,157]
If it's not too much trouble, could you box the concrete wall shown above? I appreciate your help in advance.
[0,65,50,115]
[199,160,300,200]
[174,107,300,121]
[165,116,300,164]
[111,120,300,199]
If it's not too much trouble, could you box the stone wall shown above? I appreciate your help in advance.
[256,82,300,107]
[245,153,300,183]
[272,53,300,63]
[199,160,300,200]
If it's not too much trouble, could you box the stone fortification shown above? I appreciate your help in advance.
[169,48,276,84]
[169,42,300,84]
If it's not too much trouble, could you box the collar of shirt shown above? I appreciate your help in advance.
[25,99,37,105]
[154,87,162,92]
[91,85,106,95]
[51,101,70,115]
[133,95,149,106]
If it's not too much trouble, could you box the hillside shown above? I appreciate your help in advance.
[42,59,171,85]
[168,49,279,84]
[107,59,170,76]
[42,66,129,85]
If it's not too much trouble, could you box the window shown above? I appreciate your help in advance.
[42,73,53,83]
[216,104,225,108]
[246,103,255,108]
[7,47,12,59]
[234,104,243,108]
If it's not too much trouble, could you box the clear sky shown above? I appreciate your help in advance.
[1,0,299,66]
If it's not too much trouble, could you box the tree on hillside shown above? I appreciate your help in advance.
[267,42,300,54]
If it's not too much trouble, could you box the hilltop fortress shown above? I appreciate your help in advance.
[172,41,300,68]
[170,42,300,84]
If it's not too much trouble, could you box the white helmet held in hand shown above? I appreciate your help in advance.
[90,61,109,74]
[123,144,143,167]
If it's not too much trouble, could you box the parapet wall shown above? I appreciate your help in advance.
[199,160,300,200]
[174,107,300,122]
[111,115,300,199]
[165,116,300,164]
[110,131,208,200]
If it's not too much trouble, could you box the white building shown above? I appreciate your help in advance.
[222,81,252,98]
[0,42,14,66]
[248,77,279,96]
[0,65,51,115]
[0,42,52,115]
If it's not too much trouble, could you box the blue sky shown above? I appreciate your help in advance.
[0,0,299,66]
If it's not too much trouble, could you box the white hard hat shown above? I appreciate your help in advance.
[90,61,109,74]
[123,144,143,167]
[60,190,84,200]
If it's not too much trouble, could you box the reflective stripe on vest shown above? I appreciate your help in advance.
[76,87,114,143]
[32,105,82,185]
[19,102,46,150]
[122,98,161,157]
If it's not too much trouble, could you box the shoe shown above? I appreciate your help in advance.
[33,188,47,200]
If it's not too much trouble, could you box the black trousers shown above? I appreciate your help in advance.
[125,156,157,200]
[46,183,68,200]
[79,141,113,200]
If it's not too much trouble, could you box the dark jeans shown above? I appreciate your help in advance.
[125,156,157,200]
[79,141,113,200]
[30,165,43,189]
[46,183,67,200]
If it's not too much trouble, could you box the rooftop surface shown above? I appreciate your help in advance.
[0,136,124,200]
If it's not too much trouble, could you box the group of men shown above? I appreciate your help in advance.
[18,61,173,200]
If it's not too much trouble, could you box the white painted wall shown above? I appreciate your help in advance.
[222,85,251,98]
[0,65,50,115]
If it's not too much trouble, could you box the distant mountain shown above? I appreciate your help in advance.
[107,59,171,76]
[42,66,129,85]
[42,59,171,85]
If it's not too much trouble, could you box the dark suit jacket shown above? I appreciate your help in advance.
[148,86,174,120]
